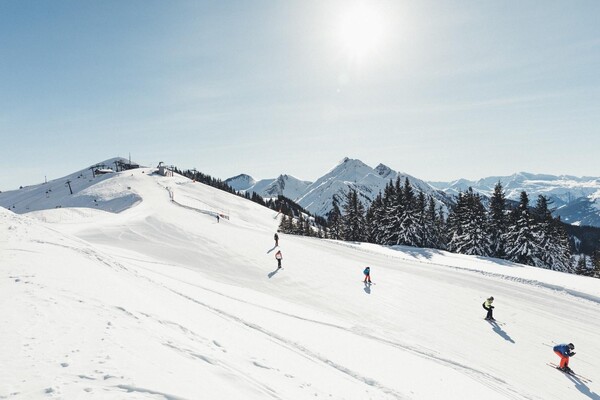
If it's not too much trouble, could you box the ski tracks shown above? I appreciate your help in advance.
[133,272,407,399]
[132,265,534,400]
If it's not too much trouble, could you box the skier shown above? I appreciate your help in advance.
[216,214,220,223]
[553,343,576,372]
[275,250,282,269]
[274,232,279,246]
[482,296,495,321]
[363,267,372,284]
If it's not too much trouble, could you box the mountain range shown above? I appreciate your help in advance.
[430,173,600,227]
[226,157,453,217]
[226,159,600,228]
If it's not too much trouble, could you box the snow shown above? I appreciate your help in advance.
[296,158,446,216]
[228,174,312,202]
[431,173,600,205]
[2,162,600,399]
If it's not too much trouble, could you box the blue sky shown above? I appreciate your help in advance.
[1,0,599,191]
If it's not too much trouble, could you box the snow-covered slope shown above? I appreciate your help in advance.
[296,157,449,216]
[0,157,142,214]
[2,163,600,400]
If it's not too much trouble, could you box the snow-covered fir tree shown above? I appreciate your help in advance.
[446,191,466,253]
[422,196,440,248]
[591,249,600,278]
[365,192,384,243]
[397,178,421,247]
[342,188,366,242]
[327,195,343,240]
[575,255,590,276]
[504,191,544,267]
[447,188,491,256]
[489,181,509,258]
[278,214,294,234]
[532,195,572,272]
[380,178,403,245]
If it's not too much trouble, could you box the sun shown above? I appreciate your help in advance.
[336,3,386,62]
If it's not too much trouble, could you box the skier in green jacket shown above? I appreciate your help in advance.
[482,296,495,321]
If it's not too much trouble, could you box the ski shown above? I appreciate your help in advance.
[484,319,504,326]
[547,363,592,383]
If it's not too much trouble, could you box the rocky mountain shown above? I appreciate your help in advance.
[225,174,312,202]
[429,172,600,227]
[227,158,451,217]
[224,174,256,192]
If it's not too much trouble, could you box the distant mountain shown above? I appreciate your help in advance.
[225,174,312,201]
[227,157,451,217]
[224,174,256,192]
[429,172,600,227]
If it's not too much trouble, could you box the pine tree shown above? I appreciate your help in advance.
[436,206,447,250]
[397,178,421,247]
[342,188,366,242]
[592,250,600,278]
[489,181,508,258]
[532,195,572,272]
[278,214,292,234]
[504,191,543,266]
[365,193,384,243]
[575,255,590,276]
[446,191,466,253]
[447,188,491,256]
[422,196,439,248]
[381,178,402,245]
[327,195,343,240]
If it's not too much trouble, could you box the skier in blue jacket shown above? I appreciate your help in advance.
[553,343,575,372]
[363,267,372,284]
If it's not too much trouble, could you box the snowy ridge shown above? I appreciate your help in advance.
[228,157,450,217]
[2,160,600,399]
[0,157,143,214]
[224,174,256,191]
[430,172,600,227]
[296,158,449,216]
[226,174,312,201]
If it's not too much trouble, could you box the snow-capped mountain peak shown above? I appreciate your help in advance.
[225,174,256,191]
[374,163,394,179]
[430,172,600,227]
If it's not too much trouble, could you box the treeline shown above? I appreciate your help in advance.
[324,177,600,277]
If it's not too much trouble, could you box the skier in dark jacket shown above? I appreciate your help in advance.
[482,296,495,321]
[275,250,282,269]
[553,343,575,372]
[363,267,372,284]
[274,232,279,246]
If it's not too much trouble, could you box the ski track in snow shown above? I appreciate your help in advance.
[27,223,541,399]
[116,384,189,400]
[122,259,530,400]
[79,251,408,399]
[320,238,600,306]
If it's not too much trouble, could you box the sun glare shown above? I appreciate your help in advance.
[336,3,386,62]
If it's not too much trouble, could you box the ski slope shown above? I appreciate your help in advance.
[1,166,599,400]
